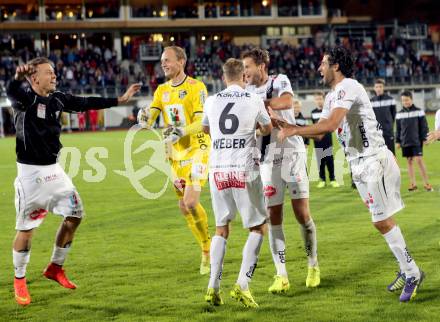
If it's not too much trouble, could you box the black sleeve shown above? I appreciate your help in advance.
[396,118,401,144]
[61,93,119,113]
[6,79,34,110]
[419,114,429,141]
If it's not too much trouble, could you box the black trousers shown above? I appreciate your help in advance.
[315,147,335,181]
[384,136,395,155]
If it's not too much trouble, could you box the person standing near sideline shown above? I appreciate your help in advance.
[396,91,433,192]
[371,79,397,154]
[310,92,339,188]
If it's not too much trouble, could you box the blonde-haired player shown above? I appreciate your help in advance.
[138,46,211,274]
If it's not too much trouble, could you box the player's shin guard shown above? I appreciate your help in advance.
[13,249,30,278]
[237,232,263,290]
[208,236,227,290]
[300,219,318,267]
[192,203,211,253]
[50,245,71,266]
[268,224,288,277]
[382,225,420,279]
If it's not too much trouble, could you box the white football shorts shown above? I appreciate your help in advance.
[260,152,310,207]
[351,148,404,222]
[14,162,84,231]
[209,169,267,229]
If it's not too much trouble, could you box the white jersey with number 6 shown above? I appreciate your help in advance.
[203,84,271,171]
[202,84,270,228]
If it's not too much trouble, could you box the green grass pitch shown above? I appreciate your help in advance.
[0,116,439,321]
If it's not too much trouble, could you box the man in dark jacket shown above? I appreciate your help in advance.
[7,57,140,306]
[396,91,432,191]
[371,79,396,154]
[310,92,339,188]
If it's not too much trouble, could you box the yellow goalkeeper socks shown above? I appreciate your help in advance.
[184,213,203,249]
[191,203,211,253]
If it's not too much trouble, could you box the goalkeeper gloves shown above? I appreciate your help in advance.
[137,108,151,129]
[163,126,186,144]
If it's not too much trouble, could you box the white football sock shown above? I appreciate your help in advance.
[237,232,263,290]
[208,236,227,290]
[300,219,318,267]
[268,224,288,277]
[382,225,420,279]
[51,245,71,266]
[13,249,30,279]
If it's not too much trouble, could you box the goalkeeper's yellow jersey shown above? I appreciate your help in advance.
[149,76,210,161]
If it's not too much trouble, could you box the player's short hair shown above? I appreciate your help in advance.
[401,90,413,99]
[242,48,270,69]
[222,58,244,81]
[375,78,385,85]
[326,46,354,78]
[27,57,54,71]
[314,91,325,97]
[163,46,187,63]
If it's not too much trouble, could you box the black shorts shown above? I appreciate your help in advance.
[402,145,423,157]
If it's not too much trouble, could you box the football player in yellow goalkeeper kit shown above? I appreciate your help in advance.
[138,46,211,274]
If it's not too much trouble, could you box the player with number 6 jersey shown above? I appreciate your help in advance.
[202,58,272,308]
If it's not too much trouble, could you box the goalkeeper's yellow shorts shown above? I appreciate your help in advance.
[171,153,209,198]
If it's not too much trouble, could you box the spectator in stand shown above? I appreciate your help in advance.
[396,91,433,192]
[88,110,99,131]
[77,112,86,131]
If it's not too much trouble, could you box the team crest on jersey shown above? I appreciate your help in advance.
[337,90,345,100]
[162,91,170,102]
[37,103,46,119]
[280,80,288,89]
[179,90,187,99]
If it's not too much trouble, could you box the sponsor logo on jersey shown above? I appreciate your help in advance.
[216,91,250,98]
[200,90,206,105]
[162,91,170,102]
[337,89,345,100]
[37,103,46,119]
[29,209,48,220]
[359,122,370,147]
[178,90,187,99]
[263,185,277,197]
[213,171,246,190]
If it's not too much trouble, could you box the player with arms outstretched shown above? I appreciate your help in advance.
[243,48,320,293]
[272,46,424,302]
[7,57,140,306]
[203,58,272,308]
[137,46,211,274]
